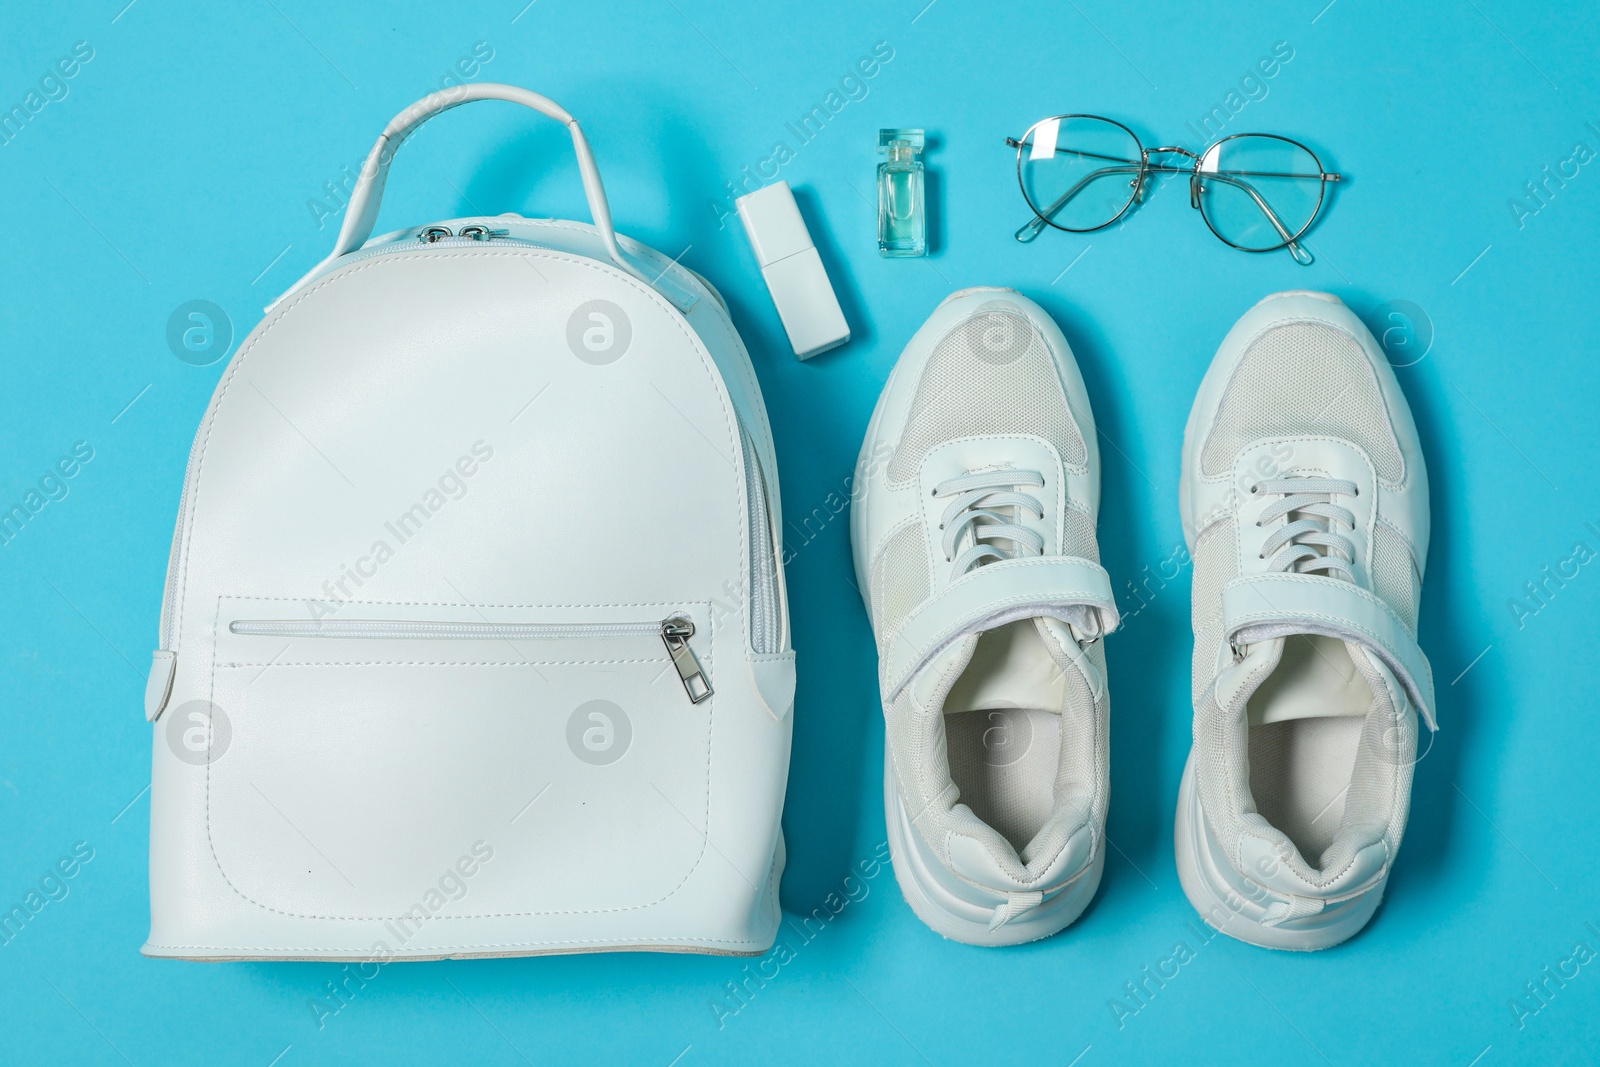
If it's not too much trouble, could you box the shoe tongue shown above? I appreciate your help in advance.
[943,618,1079,715]
[914,616,1091,715]
[1231,635,1397,725]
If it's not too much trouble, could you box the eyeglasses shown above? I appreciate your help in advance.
[1005,115,1341,265]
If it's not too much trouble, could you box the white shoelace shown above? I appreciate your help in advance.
[988,890,1045,932]
[1251,475,1359,580]
[933,469,1046,575]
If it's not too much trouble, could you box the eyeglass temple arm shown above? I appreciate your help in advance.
[1014,163,1144,242]
[1020,168,1321,262]
[1191,170,1313,265]
[1012,157,1304,240]
[1005,138,1144,169]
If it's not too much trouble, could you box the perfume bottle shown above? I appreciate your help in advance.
[877,129,926,257]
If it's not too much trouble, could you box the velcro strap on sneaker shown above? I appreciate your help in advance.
[881,556,1118,703]
[1221,572,1437,730]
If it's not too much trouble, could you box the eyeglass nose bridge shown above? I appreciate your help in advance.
[1141,146,1205,209]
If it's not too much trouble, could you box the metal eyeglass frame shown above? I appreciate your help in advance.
[1006,115,1341,265]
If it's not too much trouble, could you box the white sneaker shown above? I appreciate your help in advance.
[1176,290,1435,951]
[851,288,1119,946]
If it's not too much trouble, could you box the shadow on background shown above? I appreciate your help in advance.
[792,183,873,360]
[1347,294,1473,906]
[1032,289,1183,909]
[638,97,878,915]
[923,133,943,257]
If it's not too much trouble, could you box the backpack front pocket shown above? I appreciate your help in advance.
[202,596,720,921]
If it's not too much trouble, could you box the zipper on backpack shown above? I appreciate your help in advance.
[418,225,511,244]
[739,425,780,656]
[660,617,713,703]
[227,614,713,704]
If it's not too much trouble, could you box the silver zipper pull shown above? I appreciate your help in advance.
[661,616,713,704]
[419,226,454,244]
[458,225,509,241]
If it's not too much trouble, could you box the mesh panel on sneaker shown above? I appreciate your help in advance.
[1371,521,1421,633]
[885,687,931,799]
[1193,686,1252,868]
[870,523,930,640]
[1190,519,1238,704]
[1063,504,1099,562]
[887,307,1086,484]
[1200,322,1404,484]
[1066,639,1110,838]
[1341,667,1416,861]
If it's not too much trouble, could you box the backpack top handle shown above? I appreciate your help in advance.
[293,83,697,311]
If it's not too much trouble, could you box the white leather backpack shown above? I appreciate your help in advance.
[142,84,795,960]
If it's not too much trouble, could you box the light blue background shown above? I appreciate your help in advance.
[3,1,1598,1063]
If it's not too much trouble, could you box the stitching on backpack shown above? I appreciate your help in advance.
[142,932,765,953]
[217,595,701,609]
[216,659,665,668]
[202,598,720,923]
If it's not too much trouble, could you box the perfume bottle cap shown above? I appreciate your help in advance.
[877,128,925,155]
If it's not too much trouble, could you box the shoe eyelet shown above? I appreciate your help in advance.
[1249,484,1258,494]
